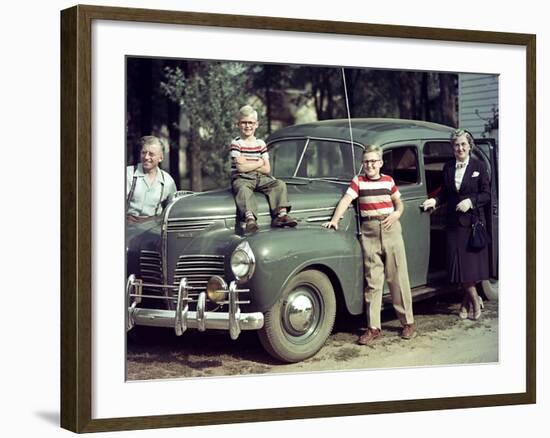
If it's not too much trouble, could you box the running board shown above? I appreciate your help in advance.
[382,283,458,305]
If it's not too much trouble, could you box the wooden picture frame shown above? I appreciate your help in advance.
[60,4,536,433]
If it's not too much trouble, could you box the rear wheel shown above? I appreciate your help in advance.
[258,270,336,363]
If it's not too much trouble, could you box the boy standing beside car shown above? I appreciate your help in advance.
[230,104,297,234]
[322,145,416,345]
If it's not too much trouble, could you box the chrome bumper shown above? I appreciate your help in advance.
[126,275,264,340]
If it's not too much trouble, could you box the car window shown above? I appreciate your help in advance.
[381,146,419,186]
[296,140,357,180]
[269,139,307,178]
[424,141,454,162]
[423,141,451,197]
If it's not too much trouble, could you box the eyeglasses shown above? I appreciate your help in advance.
[362,159,380,165]
[239,121,256,126]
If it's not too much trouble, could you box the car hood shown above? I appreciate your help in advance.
[168,178,348,220]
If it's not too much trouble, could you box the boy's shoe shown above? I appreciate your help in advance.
[272,215,298,228]
[400,323,417,340]
[357,327,381,346]
[245,218,259,234]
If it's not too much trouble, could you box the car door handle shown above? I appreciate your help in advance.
[418,204,435,213]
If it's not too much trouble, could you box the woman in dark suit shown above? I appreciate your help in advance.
[422,129,491,320]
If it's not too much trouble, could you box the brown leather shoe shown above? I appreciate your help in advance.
[272,214,298,228]
[245,218,259,234]
[401,323,417,340]
[357,327,381,346]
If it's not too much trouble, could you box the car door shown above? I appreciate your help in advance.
[473,138,498,278]
[422,138,498,283]
[381,143,430,289]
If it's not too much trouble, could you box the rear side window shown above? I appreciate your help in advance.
[423,141,453,196]
[424,141,454,162]
[381,146,419,186]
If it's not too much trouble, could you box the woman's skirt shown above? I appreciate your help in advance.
[446,225,490,284]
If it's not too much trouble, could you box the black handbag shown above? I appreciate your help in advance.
[468,212,489,251]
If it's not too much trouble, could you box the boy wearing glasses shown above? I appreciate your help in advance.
[322,145,415,345]
[230,105,297,234]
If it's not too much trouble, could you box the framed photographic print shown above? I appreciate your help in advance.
[60,4,536,433]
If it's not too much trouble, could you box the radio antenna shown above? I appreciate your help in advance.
[342,68,362,237]
[341,67,356,172]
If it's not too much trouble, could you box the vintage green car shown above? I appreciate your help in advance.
[126,118,498,362]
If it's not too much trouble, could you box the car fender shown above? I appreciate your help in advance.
[244,227,364,314]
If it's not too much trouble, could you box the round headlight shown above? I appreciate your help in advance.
[230,241,255,282]
[206,276,227,303]
[231,250,251,278]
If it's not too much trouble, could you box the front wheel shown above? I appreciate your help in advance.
[258,270,336,363]
[480,278,499,301]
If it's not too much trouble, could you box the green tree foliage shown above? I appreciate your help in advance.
[128,58,459,191]
[161,61,247,190]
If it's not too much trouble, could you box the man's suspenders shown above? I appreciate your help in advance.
[126,164,165,215]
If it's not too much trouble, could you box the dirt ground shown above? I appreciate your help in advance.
[126,293,498,380]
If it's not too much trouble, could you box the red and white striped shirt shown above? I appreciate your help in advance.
[346,174,400,218]
[230,137,269,175]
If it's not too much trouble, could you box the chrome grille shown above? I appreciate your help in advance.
[140,250,161,282]
[173,255,225,292]
[167,218,221,233]
[139,250,162,295]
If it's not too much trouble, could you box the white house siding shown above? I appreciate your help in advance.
[458,73,499,140]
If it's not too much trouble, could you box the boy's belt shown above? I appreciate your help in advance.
[362,215,389,221]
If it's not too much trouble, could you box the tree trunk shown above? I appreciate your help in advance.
[398,72,414,120]
[438,73,458,127]
[265,76,272,135]
[138,62,152,130]
[167,99,180,189]
[188,126,202,192]
[324,72,334,119]
[182,62,202,192]
[420,72,430,121]
[315,71,325,119]
[346,69,362,117]
[137,59,153,159]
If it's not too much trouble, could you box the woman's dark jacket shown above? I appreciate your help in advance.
[435,158,491,227]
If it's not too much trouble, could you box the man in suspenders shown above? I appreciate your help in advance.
[126,136,177,222]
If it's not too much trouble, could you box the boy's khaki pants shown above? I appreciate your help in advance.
[231,172,290,219]
[360,219,414,330]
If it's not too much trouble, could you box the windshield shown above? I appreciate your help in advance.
[269,138,363,180]
[269,139,307,178]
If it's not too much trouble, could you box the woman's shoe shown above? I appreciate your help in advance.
[472,297,484,320]
[458,297,470,320]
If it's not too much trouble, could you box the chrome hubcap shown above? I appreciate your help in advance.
[283,288,317,337]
